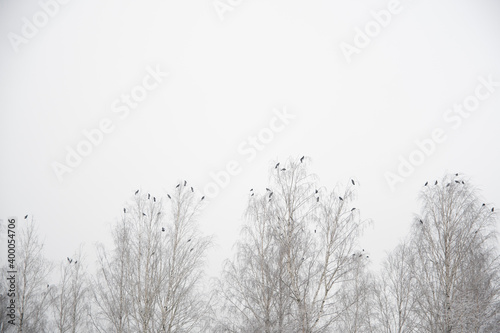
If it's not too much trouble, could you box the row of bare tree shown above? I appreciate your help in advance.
[2,158,499,332]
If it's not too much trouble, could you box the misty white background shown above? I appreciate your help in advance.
[1,0,499,279]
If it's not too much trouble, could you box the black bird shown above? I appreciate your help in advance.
[191,187,194,192]
[67,257,71,263]
[455,173,459,176]
[482,203,486,207]
[187,239,191,242]
[339,196,343,201]
[269,192,273,198]
[435,180,438,185]
[462,181,465,184]
[135,190,139,195]
[142,213,146,217]
[167,194,171,199]
[275,162,280,169]
[281,168,286,171]
[176,184,180,188]
[162,227,165,232]
[251,193,254,196]
[314,229,316,233]
[250,188,253,192]
[424,182,428,186]
[351,208,356,211]
[266,188,271,191]
[153,197,156,202]
[420,219,423,224]
[24,215,28,219]
[446,183,450,187]
[492,208,495,212]
[455,180,460,184]
[201,196,205,201]
[300,156,304,163]
[351,179,355,185]
[47,284,49,288]
[184,180,187,186]
[123,208,126,213]
[148,193,150,199]
[315,189,318,194]
[74,261,77,264]
[316,197,319,203]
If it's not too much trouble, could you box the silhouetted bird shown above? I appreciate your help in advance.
[269,192,273,198]
[153,197,156,202]
[462,181,465,184]
[167,194,171,199]
[142,213,146,217]
[446,183,450,187]
[352,179,355,185]
[435,180,438,185]
[339,196,343,201]
[300,156,304,163]
[251,193,254,196]
[492,208,495,212]
[455,173,459,176]
[184,180,187,186]
[47,284,49,288]
[420,219,423,224]
[359,254,362,257]
[455,180,460,184]
[424,182,428,186]
[67,257,70,263]
[351,208,356,211]
[250,189,253,191]
[190,248,193,252]
[148,193,150,199]
[176,184,180,188]
[275,163,280,169]
[201,196,205,201]
[187,239,191,242]
[316,197,319,202]
[315,189,318,194]
[281,168,286,171]
[74,261,77,264]
[482,203,486,207]
[135,190,139,195]
[266,188,271,191]
[191,187,194,192]
[123,208,126,213]
[314,229,316,233]
[24,215,28,219]
[162,227,165,232]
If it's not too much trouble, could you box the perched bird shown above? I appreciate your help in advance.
[269,192,273,198]
[462,181,465,184]
[123,208,126,213]
[191,187,194,192]
[251,193,254,196]
[275,162,280,169]
[201,196,205,201]
[351,208,356,211]
[187,239,191,242]
[250,189,253,192]
[167,194,171,199]
[455,180,460,184]
[446,183,450,187]
[424,182,428,186]
[148,193,150,199]
[24,215,28,219]
[142,213,146,217]
[176,184,180,188]
[300,156,304,163]
[266,188,271,191]
[315,189,318,194]
[359,254,362,257]
[162,227,165,232]
[351,179,355,185]
[339,196,343,201]
[435,180,438,185]
[135,190,139,195]
[316,197,319,203]
[455,173,459,176]
[420,219,423,224]
[281,168,286,171]
[492,208,495,212]
[67,257,71,263]
[184,180,187,186]
[153,197,156,202]
[482,203,486,207]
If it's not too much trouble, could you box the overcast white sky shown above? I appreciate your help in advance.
[1,0,500,278]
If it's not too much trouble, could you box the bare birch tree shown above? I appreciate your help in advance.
[411,174,499,333]
[217,157,368,333]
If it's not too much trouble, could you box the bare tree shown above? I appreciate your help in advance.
[16,218,54,333]
[217,158,368,332]
[91,185,211,333]
[411,174,499,333]
[373,241,418,333]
